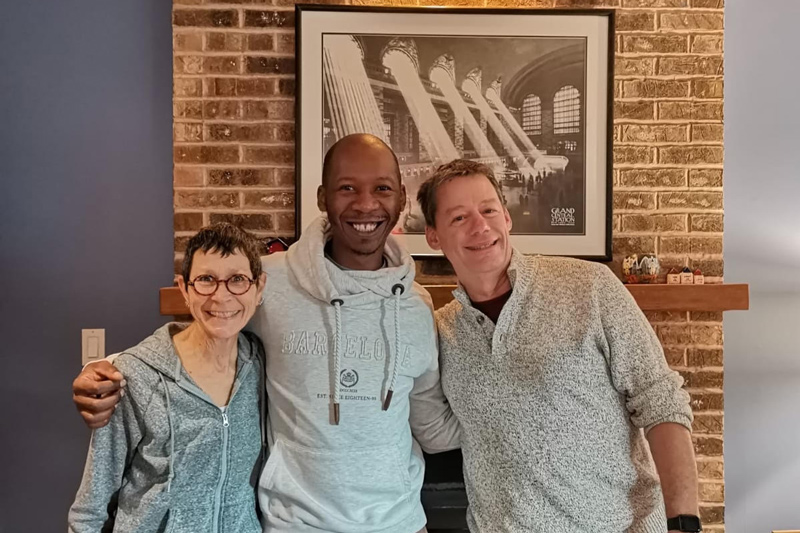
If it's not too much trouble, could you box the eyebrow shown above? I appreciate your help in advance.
[443,198,500,215]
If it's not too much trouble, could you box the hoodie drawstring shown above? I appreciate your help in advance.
[159,373,176,492]
[331,298,344,425]
[329,284,404,424]
[383,283,405,411]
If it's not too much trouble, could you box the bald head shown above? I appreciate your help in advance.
[322,134,401,187]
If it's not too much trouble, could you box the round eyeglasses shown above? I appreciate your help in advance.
[187,275,255,296]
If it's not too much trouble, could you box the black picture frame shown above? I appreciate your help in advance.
[296,5,614,260]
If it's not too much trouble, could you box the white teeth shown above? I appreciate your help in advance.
[352,222,379,233]
[469,242,495,250]
[208,311,239,318]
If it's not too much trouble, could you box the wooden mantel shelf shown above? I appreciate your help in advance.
[160,283,749,315]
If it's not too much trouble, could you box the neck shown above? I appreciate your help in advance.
[173,323,238,372]
[329,239,385,271]
[457,261,513,303]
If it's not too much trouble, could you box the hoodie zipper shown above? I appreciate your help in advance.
[212,406,230,533]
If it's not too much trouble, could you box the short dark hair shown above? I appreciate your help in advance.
[181,223,263,282]
[321,134,401,187]
[416,159,505,227]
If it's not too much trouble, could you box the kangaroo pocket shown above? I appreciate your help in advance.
[261,438,413,528]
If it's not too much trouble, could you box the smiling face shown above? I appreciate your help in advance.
[178,250,265,341]
[318,136,406,265]
[425,173,513,284]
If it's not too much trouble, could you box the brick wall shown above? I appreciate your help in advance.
[172,0,725,528]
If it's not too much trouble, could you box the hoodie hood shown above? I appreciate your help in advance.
[286,216,416,308]
[283,216,418,423]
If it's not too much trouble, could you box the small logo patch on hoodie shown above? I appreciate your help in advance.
[340,369,359,388]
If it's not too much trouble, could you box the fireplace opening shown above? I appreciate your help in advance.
[421,449,469,532]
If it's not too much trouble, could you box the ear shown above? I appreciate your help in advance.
[176,275,190,302]
[504,206,513,233]
[425,225,442,251]
[317,185,327,212]
[256,272,267,292]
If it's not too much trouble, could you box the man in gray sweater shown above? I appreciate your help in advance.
[417,160,701,533]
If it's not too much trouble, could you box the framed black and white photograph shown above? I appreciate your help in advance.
[296,5,613,259]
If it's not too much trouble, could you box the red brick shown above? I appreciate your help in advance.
[276,212,296,231]
[658,56,723,76]
[691,125,724,143]
[206,123,274,143]
[700,506,724,524]
[690,391,723,411]
[209,213,274,231]
[203,56,240,75]
[689,169,724,188]
[693,414,723,434]
[621,214,686,233]
[174,145,239,164]
[613,236,656,256]
[699,482,725,503]
[173,9,238,27]
[614,192,656,211]
[243,10,295,28]
[693,79,724,99]
[690,311,723,322]
[621,124,688,143]
[690,214,723,232]
[174,212,204,232]
[697,459,724,480]
[615,101,655,121]
[203,101,241,120]
[692,34,724,54]
[174,167,204,187]
[174,78,202,98]
[659,12,724,31]
[694,436,723,456]
[690,258,724,277]
[622,80,690,99]
[614,146,654,165]
[174,123,203,142]
[175,191,240,209]
[174,32,203,51]
[245,56,296,75]
[276,33,295,54]
[615,57,656,77]
[242,146,295,165]
[242,100,294,120]
[205,32,244,52]
[622,34,687,54]
[208,168,274,187]
[174,55,203,75]
[247,34,275,51]
[619,168,686,187]
[684,370,724,389]
[658,146,723,165]
[243,191,295,208]
[657,324,722,346]
[659,191,723,210]
[659,102,723,121]
[616,11,655,31]
[622,0,686,5]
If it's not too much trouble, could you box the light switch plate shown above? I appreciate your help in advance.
[82,329,105,366]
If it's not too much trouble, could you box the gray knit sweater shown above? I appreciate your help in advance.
[435,250,692,533]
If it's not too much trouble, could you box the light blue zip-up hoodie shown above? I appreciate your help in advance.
[68,323,266,533]
[249,216,461,533]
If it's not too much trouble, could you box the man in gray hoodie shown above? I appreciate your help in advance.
[72,134,461,533]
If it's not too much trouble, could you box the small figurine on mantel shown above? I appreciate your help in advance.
[666,268,681,285]
[680,267,694,285]
[621,254,660,284]
[693,269,705,285]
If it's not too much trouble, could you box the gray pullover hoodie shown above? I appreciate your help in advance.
[68,323,266,533]
[249,216,461,533]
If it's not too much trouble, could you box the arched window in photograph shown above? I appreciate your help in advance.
[521,94,542,136]
[553,85,580,135]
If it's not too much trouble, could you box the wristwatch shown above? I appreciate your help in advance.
[667,515,702,532]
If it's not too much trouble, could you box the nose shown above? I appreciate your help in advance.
[210,282,235,301]
[468,211,490,235]
[352,189,380,212]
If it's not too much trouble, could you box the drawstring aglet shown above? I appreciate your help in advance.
[382,390,394,411]
[333,402,340,425]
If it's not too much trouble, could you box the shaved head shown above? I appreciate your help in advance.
[322,134,401,187]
